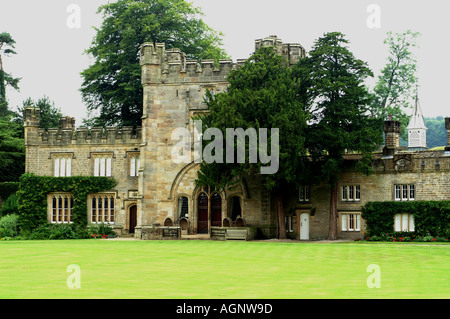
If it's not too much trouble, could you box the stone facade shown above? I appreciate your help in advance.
[23,36,450,240]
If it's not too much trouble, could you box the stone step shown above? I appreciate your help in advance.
[181,234,210,240]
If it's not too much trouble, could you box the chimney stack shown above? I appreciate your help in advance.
[383,120,401,156]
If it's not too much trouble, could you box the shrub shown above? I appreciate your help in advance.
[28,223,81,240]
[0,194,19,217]
[0,214,19,238]
[88,223,116,238]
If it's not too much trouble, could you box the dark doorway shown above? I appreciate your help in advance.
[211,193,222,227]
[230,196,241,221]
[129,205,137,233]
[197,193,208,234]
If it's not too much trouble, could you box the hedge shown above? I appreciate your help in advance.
[16,173,117,232]
[361,201,450,237]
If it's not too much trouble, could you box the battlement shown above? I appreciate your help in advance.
[255,35,306,65]
[23,108,141,146]
[35,125,142,146]
[140,35,306,85]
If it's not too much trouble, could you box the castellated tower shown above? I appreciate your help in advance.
[137,35,305,236]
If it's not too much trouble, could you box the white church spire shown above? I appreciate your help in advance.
[407,92,427,150]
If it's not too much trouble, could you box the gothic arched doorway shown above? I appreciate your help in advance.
[211,193,222,227]
[197,193,208,234]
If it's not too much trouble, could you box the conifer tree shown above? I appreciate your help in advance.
[295,32,383,240]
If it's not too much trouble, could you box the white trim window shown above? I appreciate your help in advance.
[90,194,115,224]
[93,154,112,177]
[342,185,360,202]
[395,184,415,201]
[285,215,294,232]
[341,213,361,232]
[129,154,140,177]
[394,213,415,232]
[51,194,74,223]
[299,186,310,202]
[54,155,72,177]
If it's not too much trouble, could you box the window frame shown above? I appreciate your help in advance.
[53,154,72,177]
[49,193,74,224]
[394,184,415,201]
[342,185,361,202]
[92,153,113,177]
[89,193,116,224]
[341,212,361,232]
[129,153,140,177]
[299,186,311,202]
[285,215,294,233]
[394,213,415,232]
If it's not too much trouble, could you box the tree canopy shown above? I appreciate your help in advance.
[296,32,384,239]
[196,46,309,238]
[372,30,420,138]
[15,96,63,131]
[0,32,20,117]
[80,0,228,128]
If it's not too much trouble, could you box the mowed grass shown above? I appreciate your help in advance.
[0,239,448,299]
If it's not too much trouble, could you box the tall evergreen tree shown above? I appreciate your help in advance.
[295,32,383,240]
[15,97,63,131]
[0,116,24,182]
[196,47,308,239]
[0,32,20,117]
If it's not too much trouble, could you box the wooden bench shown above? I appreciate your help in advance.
[225,228,248,241]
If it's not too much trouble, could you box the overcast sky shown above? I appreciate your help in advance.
[1,0,450,126]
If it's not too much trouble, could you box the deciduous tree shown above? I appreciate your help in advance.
[81,0,228,127]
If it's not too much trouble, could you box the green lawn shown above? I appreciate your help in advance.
[0,239,448,299]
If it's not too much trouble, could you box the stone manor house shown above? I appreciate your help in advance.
[23,36,450,240]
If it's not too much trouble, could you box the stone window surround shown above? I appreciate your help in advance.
[89,152,114,177]
[88,193,116,224]
[50,152,74,177]
[394,184,415,201]
[340,212,361,232]
[47,192,74,224]
[341,185,361,202]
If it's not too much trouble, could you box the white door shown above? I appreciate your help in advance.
[299,213,309,240]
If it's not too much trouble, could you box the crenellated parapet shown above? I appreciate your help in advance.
[23,107,142,146]
[139,35,306,86]
[36,125,142,146]
[255,35,306,66]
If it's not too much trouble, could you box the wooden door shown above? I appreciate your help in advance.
[197,193,208,234]
[211,193,222,227]
[129,205,137,233]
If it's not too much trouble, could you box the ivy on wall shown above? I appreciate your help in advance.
[17,173,117,231]
[362,201,450,237]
